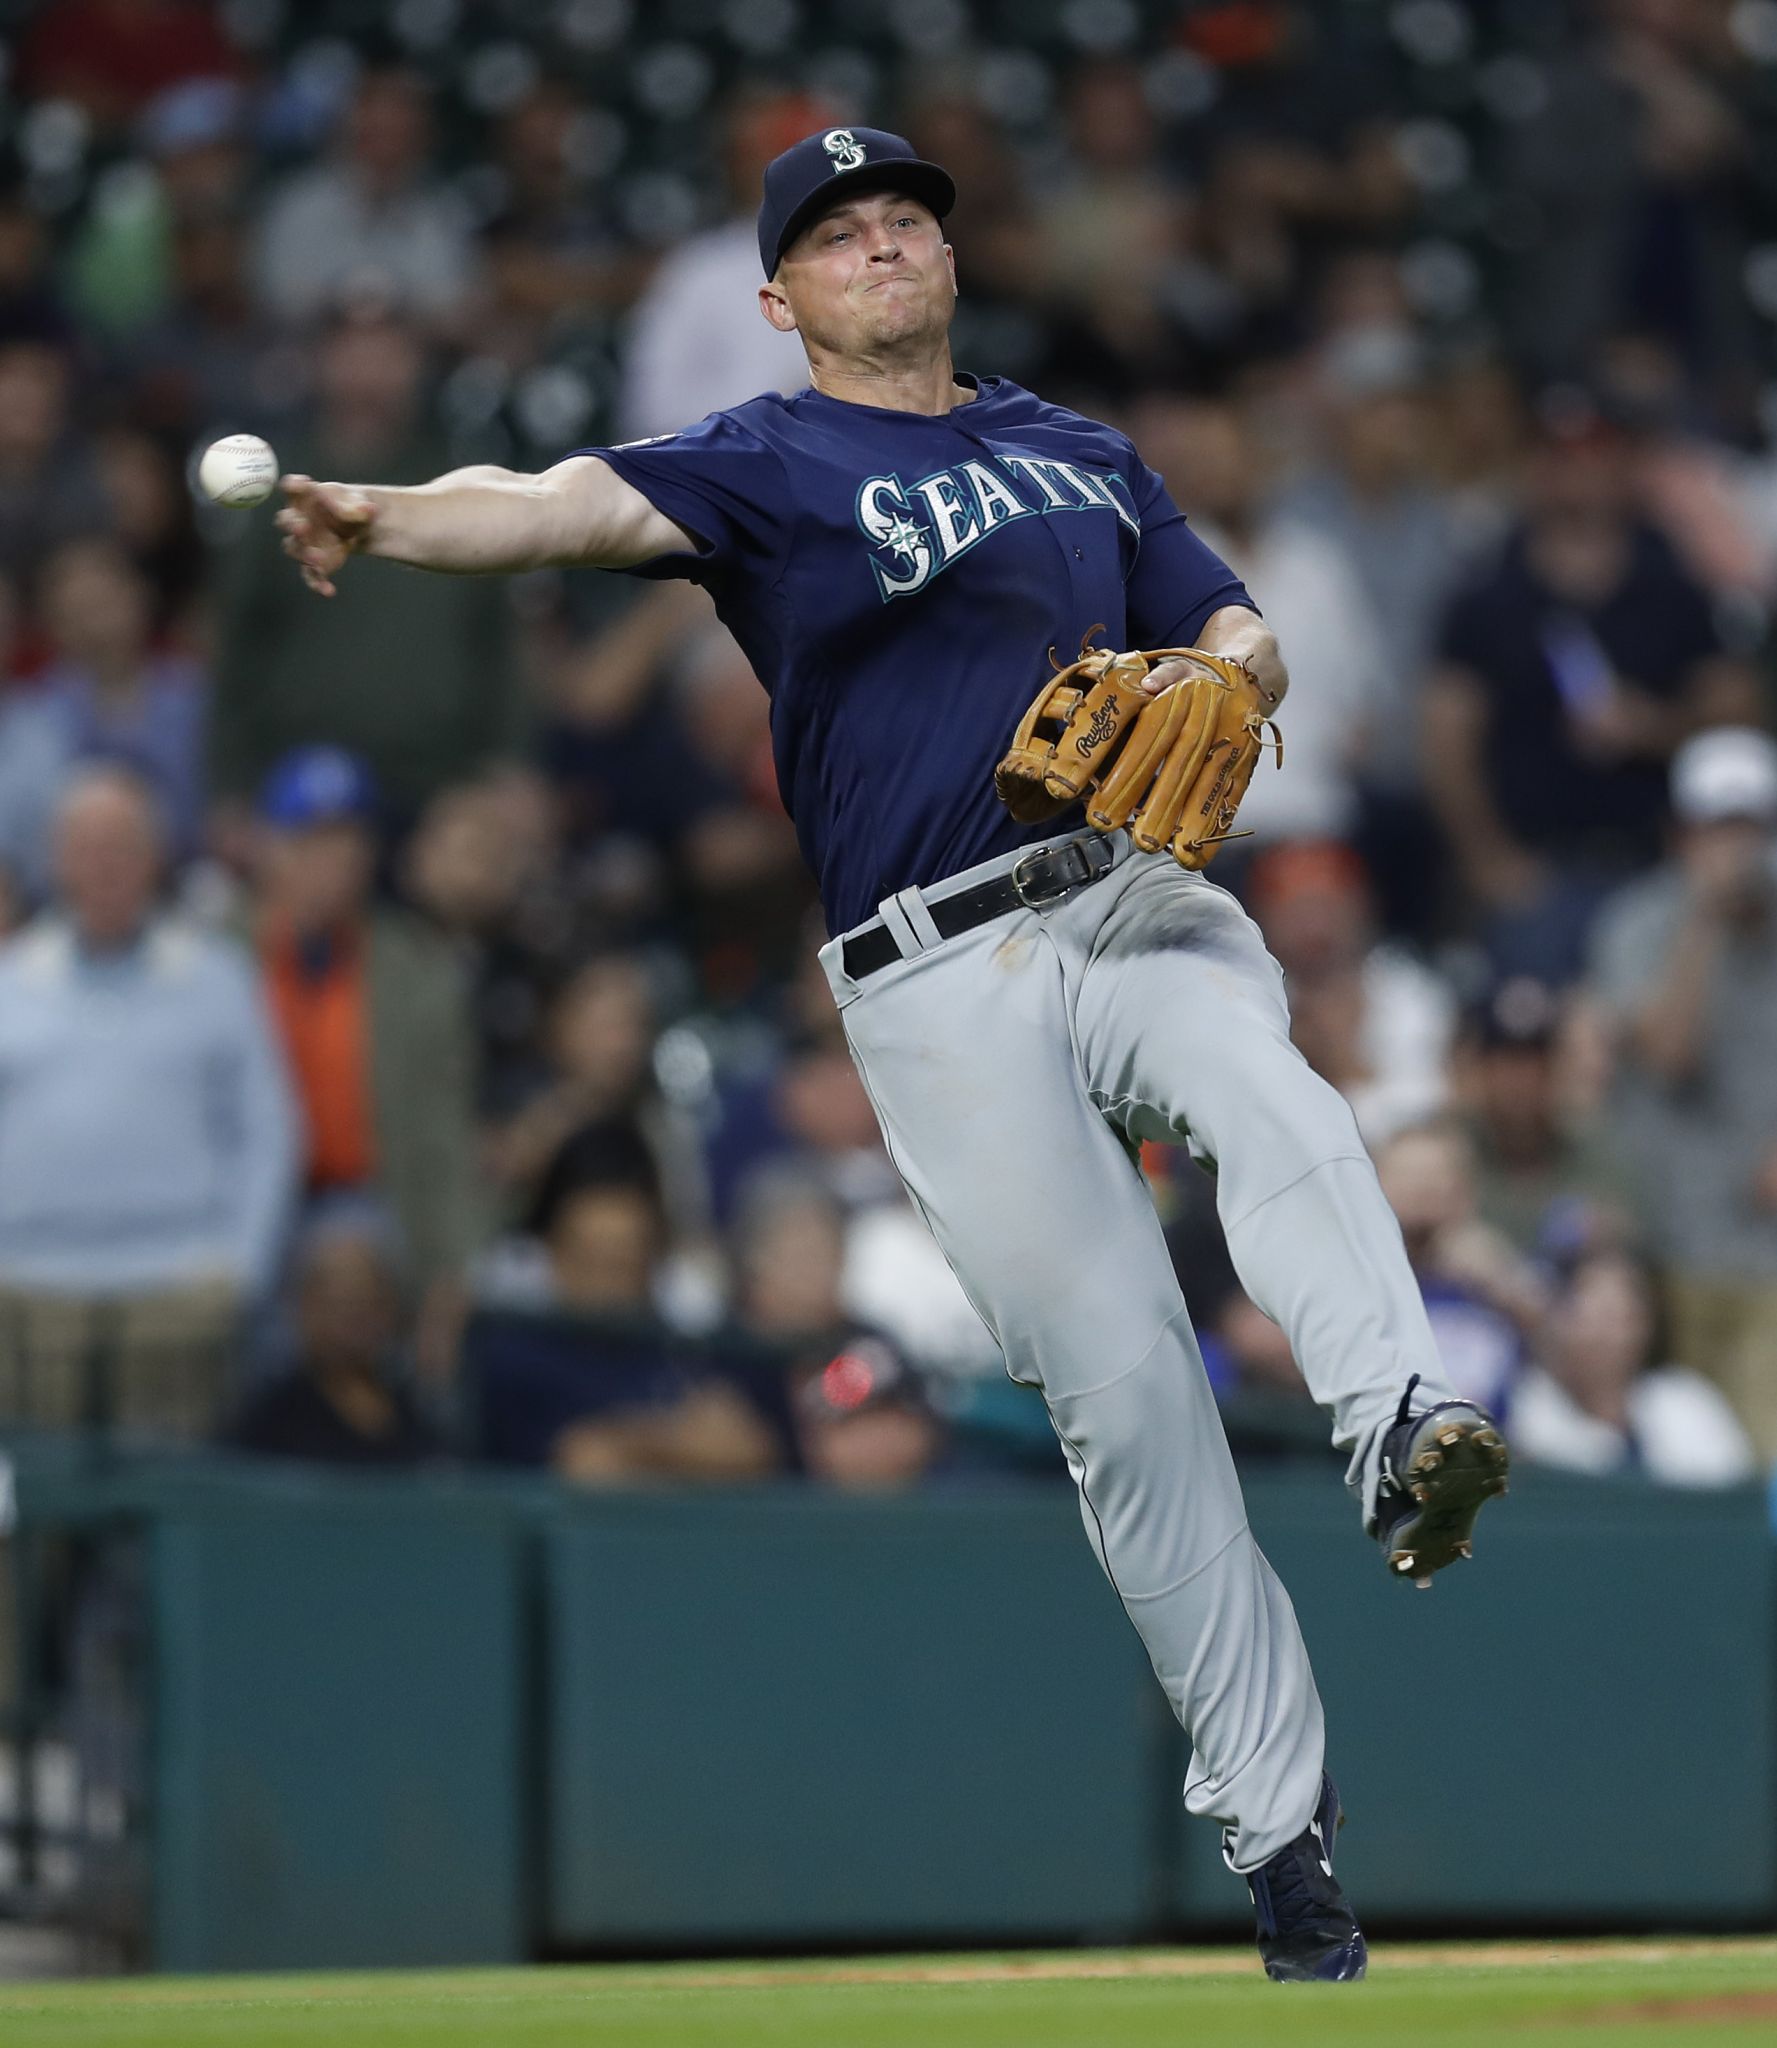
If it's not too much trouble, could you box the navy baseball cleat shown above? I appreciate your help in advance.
[1244,1772,1367,1982]
[1374,1373,1510,1587]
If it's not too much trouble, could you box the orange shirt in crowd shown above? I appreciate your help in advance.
[261,924,377,1191]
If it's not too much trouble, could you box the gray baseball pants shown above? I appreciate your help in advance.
[820,830,1457,1870]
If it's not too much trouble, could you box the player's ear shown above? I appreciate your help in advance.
[758,280,798,335]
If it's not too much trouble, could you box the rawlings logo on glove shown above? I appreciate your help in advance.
[993,637,1282,872]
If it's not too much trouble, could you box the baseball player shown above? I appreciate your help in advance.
[278,126,1509,1982]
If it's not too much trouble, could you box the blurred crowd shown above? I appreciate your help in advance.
[0,0,1775,1497]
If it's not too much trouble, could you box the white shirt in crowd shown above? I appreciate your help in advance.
[619,219,809,441]
[1510,1365,1759,1487]
[256,165,479,328]
[1196,515,1386,843]
[1343,946,1456,1147]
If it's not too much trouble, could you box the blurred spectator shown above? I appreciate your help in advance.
[1428,352,1528,561]
[1595,329,1772,608]
[671,624,808,997]
[0,863,26,941]
[617,89,818,438]
[400,769,636,1123]
[713,927,1001,1377]
[18,0,238,136]
[1455,974,1639,1258]
[94,424,206,633]
[1588,725,1777,1458]
[0,186,73,345]
[482,950,707,1244]
[543,587,814,984]
[903,92,1046,388]
[249,748,482,1371]
[840,1189,1005,1381]
[733,1174,941,1492]
[67,76,250,341]
[1247,841,1454,1147]
[1147,393,1384,842]
[0,570,23,690]
[478,80,650,358]
[1500,0,1755,390]
[0,538,207,899]
[1426,389,1756,979]
[0,768,296,1438]
[1512,1247,1757,1486]
[0,336,110,576]
[471,1121,783,1483]
[1039,59,1190,377]
[706,1026,897,1227]
[256,66,478,332]
[229,1203,442,1468]
[1282,325,1462,788]
[127,192,290,440]
[1213,1294,1314,1413]
[1374,1121,1542,1417]
[211,297,528,818]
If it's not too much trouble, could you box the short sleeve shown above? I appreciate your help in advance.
[1122,458,1256,647]
[581,409,788,587]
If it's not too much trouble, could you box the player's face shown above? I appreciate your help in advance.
[765,190,956,359]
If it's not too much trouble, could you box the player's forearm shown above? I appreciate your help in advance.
[352,455,689,575]
[1197,606,1288,708]
[357,465,594,574]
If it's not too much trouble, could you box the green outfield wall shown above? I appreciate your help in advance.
[8,1453,1774,1971]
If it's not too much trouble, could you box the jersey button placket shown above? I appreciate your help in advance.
[972,431,1099,652]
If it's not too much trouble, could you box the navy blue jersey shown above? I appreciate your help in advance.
[586,375,1254,933]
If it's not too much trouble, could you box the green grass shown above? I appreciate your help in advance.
[1,1940,1775,2047]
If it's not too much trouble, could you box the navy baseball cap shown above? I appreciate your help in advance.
[258,746,379,829]
[757,126,955,276]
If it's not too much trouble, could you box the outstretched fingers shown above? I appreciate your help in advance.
[276,473,373,598]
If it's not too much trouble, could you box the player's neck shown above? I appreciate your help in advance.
[806,342,974,416]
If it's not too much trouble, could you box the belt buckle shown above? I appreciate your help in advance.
[1011,835,1103,909]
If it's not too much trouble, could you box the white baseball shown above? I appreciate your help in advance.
[197,433,278,509]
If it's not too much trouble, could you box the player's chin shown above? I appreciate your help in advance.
[860,294,945,345]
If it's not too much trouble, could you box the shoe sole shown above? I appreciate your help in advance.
[1385,1414,1510,1585]
[1264,1935,1369,1983]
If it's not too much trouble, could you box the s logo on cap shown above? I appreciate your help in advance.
[823,128,867,173]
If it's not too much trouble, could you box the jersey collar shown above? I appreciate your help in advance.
[795,372,1007,424]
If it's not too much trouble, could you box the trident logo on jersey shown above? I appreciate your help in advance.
[823,129,868,173]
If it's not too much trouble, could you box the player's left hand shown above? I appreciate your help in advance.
[1141,653,1282,713]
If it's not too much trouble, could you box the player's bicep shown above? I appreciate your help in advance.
[539,454,704,570]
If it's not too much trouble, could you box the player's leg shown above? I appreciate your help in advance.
[1064,856,1477,1526]
[823,912,1325,1868]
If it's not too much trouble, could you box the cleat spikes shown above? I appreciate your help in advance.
[1375,1390,1510,1587]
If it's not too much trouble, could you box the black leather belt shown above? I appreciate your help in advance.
[842,834,1116,982]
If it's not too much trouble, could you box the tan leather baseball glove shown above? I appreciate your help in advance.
[994,641,1282,871]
